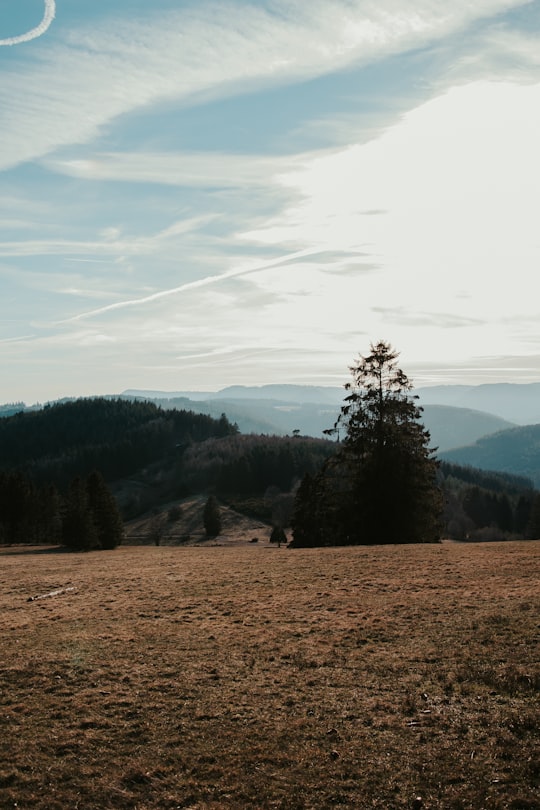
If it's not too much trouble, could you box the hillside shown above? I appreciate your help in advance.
[0,398,237,489]
[124,494,274,546]
[0,398,336,540]
[440,423,540,487]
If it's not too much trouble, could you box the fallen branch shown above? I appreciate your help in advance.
[27,586,76,603]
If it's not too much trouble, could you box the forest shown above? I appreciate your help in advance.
[0,362,539,547]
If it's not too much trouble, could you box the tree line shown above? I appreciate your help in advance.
[179,433,336,496]
[440,462,538,541]
[0,469,122,550]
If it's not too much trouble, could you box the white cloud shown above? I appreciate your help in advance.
[441,21,540,85]
[0,0,530,169]
[243,79,540,257]
[236,79,540,362]
[0,0,55,46]
[14,78,539,392]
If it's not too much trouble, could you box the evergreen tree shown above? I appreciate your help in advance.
[463,486,491,528]
[203,495,222,537]
[495,493,513,533]
[292,341,443,546]
[514,494,532,534]
[290,473,325,547]
[86,470,123,549]
[62,477,99,551]
[37,484,63,545]
[526,492,540,539]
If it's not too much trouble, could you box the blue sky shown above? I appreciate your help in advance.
[1,0,539,403]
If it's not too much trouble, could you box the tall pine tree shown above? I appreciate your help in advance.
[292,341,443,546]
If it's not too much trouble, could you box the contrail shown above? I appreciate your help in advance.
[0,0,56,46]
[61,246,325,324]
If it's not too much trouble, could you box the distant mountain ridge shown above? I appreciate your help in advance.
[123,389,516,453]
[124,384,345,405]
[415,382,540,425]
[121,385,540,485]
[124,381,540,425]
[422,406,514,452]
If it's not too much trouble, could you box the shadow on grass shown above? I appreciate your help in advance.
[0,545,69,556]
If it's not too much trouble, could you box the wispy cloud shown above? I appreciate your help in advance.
[0,0,531,170]
[372,306,485,328]
[58,246,338,323]
[0,214,218,259]
[0,0,55,46]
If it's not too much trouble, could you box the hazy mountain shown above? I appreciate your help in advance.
[126,394,340,438]
[421,406,514,452]
[440,423,540,487]
[124,384,345,405]
[125,382,540,425]
[124,390,515,453]
[416,383,540,425]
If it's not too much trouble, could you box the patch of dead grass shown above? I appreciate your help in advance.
[0,541,538,809]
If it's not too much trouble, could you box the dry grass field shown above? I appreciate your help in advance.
[0,541,538,810]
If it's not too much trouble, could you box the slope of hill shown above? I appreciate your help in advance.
[440,423,540,486]
[124,494,273,546]
[0,398,237,488]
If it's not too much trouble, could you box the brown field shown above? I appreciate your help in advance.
[0,541,538,810]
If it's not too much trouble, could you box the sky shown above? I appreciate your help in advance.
[1,0,539,403]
